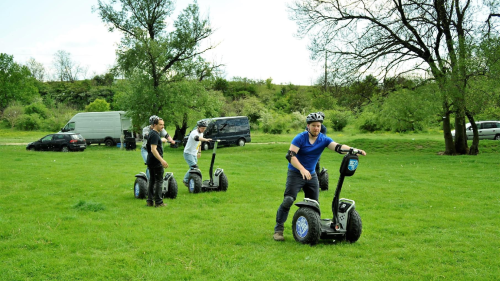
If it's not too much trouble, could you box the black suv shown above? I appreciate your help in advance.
[26,133,87,152]
[183,116,251,150]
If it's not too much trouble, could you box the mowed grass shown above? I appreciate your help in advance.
[0,132,499,280]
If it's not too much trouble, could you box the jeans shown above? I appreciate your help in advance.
[183,153,198,183]
[141,147,150,180]
[147,166,164,205]
[274,169,319,232]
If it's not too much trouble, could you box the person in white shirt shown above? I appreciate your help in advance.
[182,119,212,186]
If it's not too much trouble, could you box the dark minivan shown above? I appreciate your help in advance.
[183,116,251,150]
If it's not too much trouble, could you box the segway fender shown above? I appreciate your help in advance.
[135,172,147,181]
[189,168,202,177]
[164,172,173,182]
[295,199,321,215]
[213,168,224,186]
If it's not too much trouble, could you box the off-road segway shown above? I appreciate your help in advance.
[134,171,178,200]
[292,148,363,245]
[187,139,228,193]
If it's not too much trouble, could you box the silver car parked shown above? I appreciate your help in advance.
[452,121,500,140]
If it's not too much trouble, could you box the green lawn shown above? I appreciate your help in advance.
[1,130,499,280]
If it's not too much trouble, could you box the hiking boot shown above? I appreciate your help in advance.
[155,202,166,208]
[146,201,154,207]
[273,231,284,241]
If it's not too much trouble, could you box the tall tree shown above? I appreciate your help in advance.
[95,0,219,136]
[52,50,86,82]
[289,0,499,155]
[0,53,38,110]
[26,58,46,81]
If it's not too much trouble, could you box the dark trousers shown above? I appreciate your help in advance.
[147,166,164,205]
[274,169,319,232]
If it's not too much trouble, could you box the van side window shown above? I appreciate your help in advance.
[219,122,228,132]
[483,123,495,129]
[236,119,244,132]
[64,122,75,131]
[226,120,236,133]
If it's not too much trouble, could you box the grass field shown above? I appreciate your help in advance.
[1,129,499,280]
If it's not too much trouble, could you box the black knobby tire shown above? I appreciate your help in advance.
[218,172,228,191]
[164,177,178,199]
[188,173,202,193]
[292,207,321,245]
[319,171,329,191]
[105,139,114,146]
[61,146,69,152]
[134,177,148,199]
[345,209,362,243]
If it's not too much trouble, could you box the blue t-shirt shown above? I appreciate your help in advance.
[288,131,334,174]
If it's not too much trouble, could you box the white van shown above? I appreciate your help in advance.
[60,111,133,146]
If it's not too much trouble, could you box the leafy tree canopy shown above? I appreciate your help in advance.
[0,53,39,110]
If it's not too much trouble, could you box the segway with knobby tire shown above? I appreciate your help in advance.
[134,171,178,199]
[187,140,228,193]
[292,148,363,245]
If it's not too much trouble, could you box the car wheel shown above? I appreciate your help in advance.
[61,146,69,152]
[495,134,500,140]
[345,209,362,243]
[134,177,148,199]
[218,172,228,191]
[237,138,245,147]
[202,142,209,151]
[164,177,178,199]
[105,139,114,146]
[188,173,202,193]
[292,207,321,245]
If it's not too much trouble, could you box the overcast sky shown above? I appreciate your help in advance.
[0,0,320,85]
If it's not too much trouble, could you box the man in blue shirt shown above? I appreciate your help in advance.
[273,112,366,241]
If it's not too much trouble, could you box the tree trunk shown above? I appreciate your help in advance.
[466,111,479,155]
[442,112,456,155]
[453,112,469,155]
[173,113,189,141]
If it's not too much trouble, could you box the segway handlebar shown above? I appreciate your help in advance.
[340,148,361,155]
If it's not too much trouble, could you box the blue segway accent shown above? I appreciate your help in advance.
[189,179,195,193]
[296,216,309,238]
[134,182,140,197]
[348,159,358,171]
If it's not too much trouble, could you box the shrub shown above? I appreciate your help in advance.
[17,113,41,130]
[259,111,290,134]
[85,98,110,112]
[2,104,24,128]
[265,78,273,90]
[356,111,380,132]
[290,111,306,131]
[327,110,351,131]
[41,116,68,132]
[24,103,49,119]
